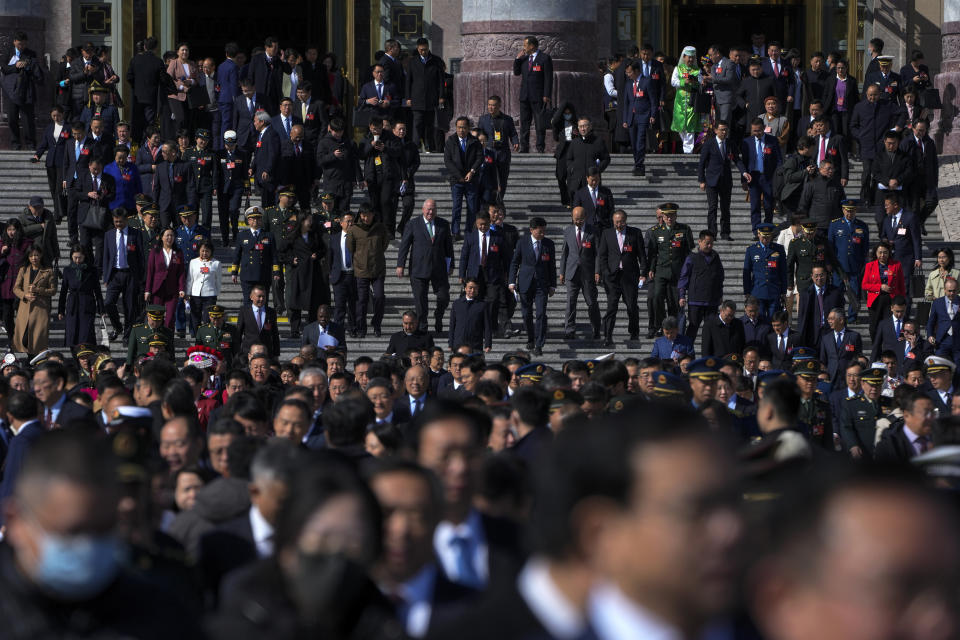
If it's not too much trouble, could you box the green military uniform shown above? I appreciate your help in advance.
[195,322,239,363]
[839,367,886,458]
[126,306,175,365]
[73,343,96,388]
[798,393,833,450]
[263,193,300,315]
[645,203,694,335]
[786,226,845,296]
[128,206,162,252]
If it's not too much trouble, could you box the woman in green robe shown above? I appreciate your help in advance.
[671,45,700,153]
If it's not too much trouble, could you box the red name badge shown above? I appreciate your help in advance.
[583,241,592,248]
[219,341,230,349]
[61,130,69,139]
[256,140,262,148]
[671,240,681,248]
[728,153,734,161]
[837,97,844,106]
[767,260,777,268]
[652,73,660,80]
[490,244,499,252]
[852,237,862,244]
[255,243,264,250]
[174,175,183,183]
[541,253,551,261]
[533,65,542,72]
[845,344,855,352]
[306,112,315,120]
[781,69,788,77]
[122,174,131,181]
[763,147,772,155]
[829,148,837,155]
[485,155,493,164]
[638,90,645,97]
[906,351,916,359]
[201,266,210,274]
[226,162,235,169]
[597,198,605,206]
[81,148,90,156]
[199,158,206,166]
[623,244,632,252]
[127,243,136,251]
[263,321,272,330]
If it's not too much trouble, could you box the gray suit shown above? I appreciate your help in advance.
[711,57,741,122]
[560,222,602,335]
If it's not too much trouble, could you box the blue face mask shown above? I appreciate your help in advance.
[563,112,573,121]
[33,532,121,600]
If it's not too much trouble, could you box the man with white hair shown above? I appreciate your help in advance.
[250,110,281,207]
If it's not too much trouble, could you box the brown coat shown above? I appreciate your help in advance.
[346,221,389,279]
[13,266,56,355]
[166,58,201,102]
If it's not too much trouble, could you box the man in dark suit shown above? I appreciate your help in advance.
[301,304,346,351]
[443,117,483,238]
[34,362,94,430]
[328,211,357,333]
[571,167,615,229]
[103,209,146,341]
[766,310,801,368]
[279,124,314,210]
[151,141,195,229]
[559,206,601,340]
[737,118,782,236]
[251,111,281,208]
[797,266,844,349]
[621,61,659,177]
[850,84,896,205]
[385,310,434,356]
[701,301,745,357]
[358,118,401,235]
[248,36,285,116]
[216,130,249,245]
[391,365,431,426]
[489,204,520,337]
[871,295,909,362]
[0,392,44,512]
[871,131,914,229]
[478,95,519,200]
[900,119,938,234]
[596,209,646,347]
[396,199,453,334]
[449,279,492,352]
[698,121,735,240]
[509,217,556,355]
[126,36,166,142]
[760,42,794,108]
[564,119,611,201]
[232,79,259,155]
[812,116,848,186]
[215,43,242,145]
[73,158,115,277]
[875,392,934,464]
[379,39,405,104]
[237,285,280,358]
[459,209,507,335]
[925,281,959,358]
[405,38,445,153]
[86,117,116,168]
[61,122,94,243]
[737,58,777,122]
[0,31,43,150]
[273,98,302,141]
[32,105,70,221]
[879,192,922,304]
[512,36,554,154]
[293,81,328,147]
[357,63,399,122]
[819,308,863,389]
[315,117,362,213]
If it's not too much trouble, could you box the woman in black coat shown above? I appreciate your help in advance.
[550,101,579,206]
[285,213,328,339]
[57,243,104,346]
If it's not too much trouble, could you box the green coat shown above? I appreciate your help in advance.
[671,63,701,134]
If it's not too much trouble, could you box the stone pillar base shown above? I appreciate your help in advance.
[933,21,960,154]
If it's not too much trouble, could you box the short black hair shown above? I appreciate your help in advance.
[408,398,489,454]
[511,386,551,427]
[323,397,374,447]
[7,390,38,422]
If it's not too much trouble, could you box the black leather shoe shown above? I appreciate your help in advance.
[632,168,642,176]
[108,330,120,341]
[631,334,641,341]
[601,339,614,347]
[374,328,382,337]
[525,342,535,350]
[563,332,576,340]
[721,233,733,241]
[533,347,543,356]
[592,330,601,339]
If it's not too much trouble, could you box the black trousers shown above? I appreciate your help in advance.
[188,295,216,334]
[859,158,875,205]
[6,101,35,147]
[706,182,732,235]
[45,167,66,221]
[474,272,501,337]
[105,270,141,338]
[519,286,549,347]
[217,188,243,244]
[79,227,106,280]
[132,101,157,143]
[868,292,892,342]
[603,272,640,339]
[332,272,358,331]
[356,275,385,333]
[831,111,852,144]
[369,178,399,235]
[411,109,437,152]
[518,99,547,152]
[564,271,601,334]
[66,192,80,243]
[196,189,214,230]
[684,304,716,342]
[398,193,416,235]
[411,276,450,332]
[496,281,516,334]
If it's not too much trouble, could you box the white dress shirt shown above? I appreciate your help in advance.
[589,582,683,640]
[248,504,274,558]
[517,557,586,640]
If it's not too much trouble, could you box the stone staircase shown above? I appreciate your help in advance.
[0,149,943,367]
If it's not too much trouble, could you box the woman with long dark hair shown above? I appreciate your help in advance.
[285,212,327,339]
[924,247,959,300]
[58,243,104,346]
[0,219,31,344]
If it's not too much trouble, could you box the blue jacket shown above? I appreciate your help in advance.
[743,241,788,299]
[0,421,45,518]
[460,229,507,285]
[104,161,143,211]
[175,224,212,263]
[828,216,870,274]
[509,235,557,294]
[737,134,782,180]
[622,74,659,127]
[926,296,960,345]
[216,57,240,105]
[650,335,695,360]
[880,209,922,263]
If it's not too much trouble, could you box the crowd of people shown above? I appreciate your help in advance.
[0,25,954,640]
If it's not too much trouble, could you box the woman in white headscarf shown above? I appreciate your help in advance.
[671,45,700,153]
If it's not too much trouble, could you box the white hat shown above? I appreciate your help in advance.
[244,206,262,220]
[682,45,697,58]
[29,350,55,366]
[224,129,238,141]
[1,353,16,368]
[924,355,956,374]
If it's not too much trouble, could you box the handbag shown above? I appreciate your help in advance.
[81,203,109,231]
[919,87,942,110]
[187,83,210,110]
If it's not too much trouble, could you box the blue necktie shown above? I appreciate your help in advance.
[450,536,481,587]
[344,242,352,269]
[460,138,466,153]
[836,332,843,350]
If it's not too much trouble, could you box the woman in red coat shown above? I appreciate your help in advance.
[862,240,906,341]
[145,228,186,329]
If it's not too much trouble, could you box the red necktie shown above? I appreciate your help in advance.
[576,227,582,250]
[481,234,487,266]
[819,137,826,164]
[528,55,533,70]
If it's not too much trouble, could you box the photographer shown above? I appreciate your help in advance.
[0,31,44,150]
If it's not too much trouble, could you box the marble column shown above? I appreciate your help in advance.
[456,0,601,146]
[934,0,960,152]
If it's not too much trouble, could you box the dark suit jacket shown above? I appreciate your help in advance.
[251,125,282,192]
[850,100,896,159]
[199,511,256,603]
[405,54,444,110]
[571,185,615,229]
[86,133,116,167]
[596,226,646,281]
[621,74,659,126]
[874,423,917,464]
[35,122,70,169]
[357,80,399,118]
[279,138,314,189]
[449,297,491,350]
[926,296,958,345]
[72,171,116,227]
[899,133,938,189]
[378,53,405,101]
[823,76,860,114]
[702,315,746,358]
[397,215,453,281]
[443,135,483,183]
[328,229,351,285]
[766,330,802,369]
[460,229,507,285]
[737,75,777,120]
[232,93,259,151]
[880,209,922,263]
[385,331,434,356]
[817,132,848,181]
[237,304,280,358]
[512,50,553,102]
[301,321,346,349]
[248,53,285,114]
[870,150,914,192]
[742,315,772,345]
[819,329,863,385]
[0,45,42,105]
[926,387,952,417]
[126,51,166,105]
[797,283,844,347]
[215,57,240,105]
[698,136,736,187]
[737,134,782,180]
[152,160,195,214]
[0,421,44,512]
[102,226,146,283]
[509,236,557,294]
[56,401,94,429]
[564,134,610,191]
[62,136,95,186]
[761,57,794,105]
[294,98,328,145]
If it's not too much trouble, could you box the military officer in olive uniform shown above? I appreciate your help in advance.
[126,305,174,366]
[128,205,162,252]
[645,202,694,338]
[182,128,218,229]
[194,304,239,364]
[263,189,300,315]
[742,222,788,320]
[786,220,845,298]
[129,194,155,228]
[231,206,280,306]
[827,199,870,323]
[794,360,834,451]
[839,366,886,459]
[73,343,96,388]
